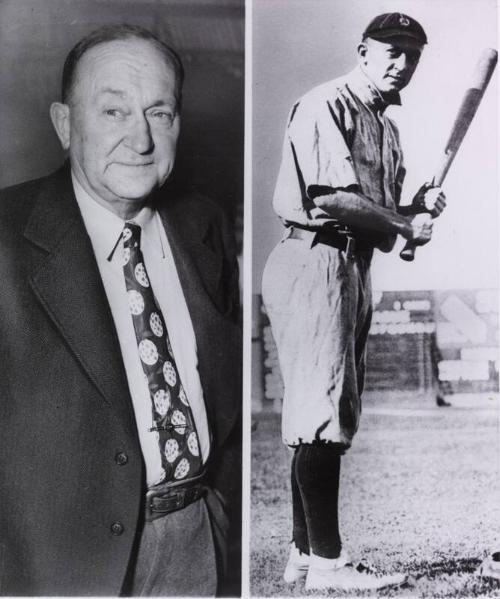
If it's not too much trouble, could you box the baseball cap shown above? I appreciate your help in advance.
[363,13,427,45]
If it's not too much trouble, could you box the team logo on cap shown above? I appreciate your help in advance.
[399,14,410,27]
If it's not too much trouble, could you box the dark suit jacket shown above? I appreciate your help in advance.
[0,165,242,596]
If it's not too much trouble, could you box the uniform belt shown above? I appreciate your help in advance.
[288,226,348,251]
[145,471,207,521]
[288,226,374,255]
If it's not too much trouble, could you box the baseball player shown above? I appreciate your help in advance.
[262,13,446,592]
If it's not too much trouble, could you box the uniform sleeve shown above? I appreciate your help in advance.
[287,94,359,200]
[394,147,406,208]
[388,118,406,207]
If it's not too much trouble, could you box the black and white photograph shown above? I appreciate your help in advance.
[0,0,499,597]
[251,0,499,596]
[0,0,243,596]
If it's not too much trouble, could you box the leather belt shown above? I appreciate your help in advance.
[287,226,374,255]
[145,472,207,521]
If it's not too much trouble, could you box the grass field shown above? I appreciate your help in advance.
[250,393,500,597]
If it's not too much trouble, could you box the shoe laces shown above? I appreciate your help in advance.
[345,560,381,576]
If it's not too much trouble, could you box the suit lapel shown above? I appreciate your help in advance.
[158,199,237,447]
[159,208,221,313]
[24,167,137,437]
[23,169,237,447]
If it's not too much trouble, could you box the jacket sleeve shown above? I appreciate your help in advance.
[219,210,241,325]
[208,413,242,596]
[204,206,242,595]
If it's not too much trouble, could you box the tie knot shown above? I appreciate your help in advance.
[123,222,142,249]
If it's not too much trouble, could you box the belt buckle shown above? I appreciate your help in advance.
[166,488,185,512]
[146,488,182,521]
[145,472,207,521]
[152,488,185,510]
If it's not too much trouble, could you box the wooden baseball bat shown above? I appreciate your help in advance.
[400,47,498,261]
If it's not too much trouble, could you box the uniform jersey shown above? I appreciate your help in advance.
[273,66,405,230]
[263,67,406,447]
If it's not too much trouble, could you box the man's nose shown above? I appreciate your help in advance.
[394,53,410,71]
[126,115,154,154]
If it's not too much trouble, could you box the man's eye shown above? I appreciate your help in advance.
[149,111,175,126]
[104,108,124,119]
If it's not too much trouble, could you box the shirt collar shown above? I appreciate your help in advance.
[72,172,162,263]
[346,66,401,113]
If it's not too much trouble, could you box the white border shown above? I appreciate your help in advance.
[242,0,253,596]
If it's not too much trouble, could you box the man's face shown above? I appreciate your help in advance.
[65,38,180,214]
[358,37,423,94]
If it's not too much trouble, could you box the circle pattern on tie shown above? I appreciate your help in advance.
[164,438,180,463]
[179,386,189,406]
[134,263,150,287]
[171,409,186,434]
[163,361,177,387]
[187,432,199,456]
[128,290,144,315]
[174,458,190,479]
[122,222,202,483]
[150,312,164,337]
[139,339,158,365]
[122,247,131,266]
[154,389,170,416]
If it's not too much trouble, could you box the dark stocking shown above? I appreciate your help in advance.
[292,443,343,559]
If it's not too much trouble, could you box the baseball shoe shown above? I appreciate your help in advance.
[436,395,452,407]
[283,542,310,583]
[305,553,406,591]
[475,551,500,581]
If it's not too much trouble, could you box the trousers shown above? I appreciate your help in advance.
[262,233,372,447]
[124,498,218,596]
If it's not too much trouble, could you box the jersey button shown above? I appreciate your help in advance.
[115,452,128,465]
[111,521,124,536]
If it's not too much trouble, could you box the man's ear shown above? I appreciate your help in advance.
[357,42,368,64]
[50,102,71,150]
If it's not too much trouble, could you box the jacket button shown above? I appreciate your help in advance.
[111,521,124,536]
[115,452,128,465]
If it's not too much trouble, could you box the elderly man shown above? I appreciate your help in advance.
[0,24,241,596]
[262,13,445,592]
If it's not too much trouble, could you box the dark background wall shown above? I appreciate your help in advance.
[0,0,243,234]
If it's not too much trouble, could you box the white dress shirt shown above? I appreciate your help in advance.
[72,174,210,487]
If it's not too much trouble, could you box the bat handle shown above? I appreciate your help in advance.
[399,178,439,262]
[400,240,417,261]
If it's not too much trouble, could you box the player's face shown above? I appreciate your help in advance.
[66,39,180,216]
[358,37,423,94]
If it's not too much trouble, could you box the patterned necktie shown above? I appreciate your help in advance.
[122,222,202,483]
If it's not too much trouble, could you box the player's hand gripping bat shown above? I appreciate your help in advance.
[399,48,498,261]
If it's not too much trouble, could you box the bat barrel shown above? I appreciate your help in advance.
[439,48,497,177]
[471,48,498,91]
[399,48,497,263]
